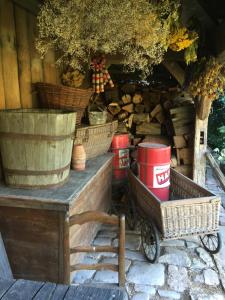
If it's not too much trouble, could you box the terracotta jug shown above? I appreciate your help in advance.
[72,144,86,171]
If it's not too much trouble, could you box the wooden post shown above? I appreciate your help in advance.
[118,215,125,288]
[197,96,212,120]
[62,212,70,284]
[193,115,208,186]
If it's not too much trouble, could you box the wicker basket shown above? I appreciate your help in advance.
[74,121,118,159]
[128,168,220,239]
[36,82,93,125]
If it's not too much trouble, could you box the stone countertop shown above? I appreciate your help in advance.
[0,153,113,209]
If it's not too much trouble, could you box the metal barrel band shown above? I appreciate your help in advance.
[0,132,74,141]
[111,147,130,151]
[4,163,70,176]
[113,167,129,170]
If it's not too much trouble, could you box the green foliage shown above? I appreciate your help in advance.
[217,148,225,162]
[184,40,198,65]
[208,94,225,150]
[36,0,180,76]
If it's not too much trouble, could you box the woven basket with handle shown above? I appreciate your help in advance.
[74,121,118,160]
[36,82,93,125]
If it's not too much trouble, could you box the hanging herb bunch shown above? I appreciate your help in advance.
[189,57,225,102]
[168,25,199,65]
[61,69,85,88]
[168,27,198,52]
[36,0,180,77]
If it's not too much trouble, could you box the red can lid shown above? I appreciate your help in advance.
[112,134,129,149]
[137,142,171,164]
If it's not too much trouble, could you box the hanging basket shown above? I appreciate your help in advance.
[36,82,93,125]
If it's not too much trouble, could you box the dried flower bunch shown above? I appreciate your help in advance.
[36,0,180,77]
[168,27,198,52]
[168,26,199,65]
[189,57,225,101]
[184,40,198,65]
[61,69,85,88]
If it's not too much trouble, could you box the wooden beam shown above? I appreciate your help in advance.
[196,0,218,24]
[197,96,212,120]
[162,61,185,86]
[164,50,184,62]
[70,246,118,254]
[70,263,118,272]
[182,0,215,30]
[13,0,40,15]
[69,211,119,226]
[193,116,208,186]
[214,21,225,63]
[206,151,225,191]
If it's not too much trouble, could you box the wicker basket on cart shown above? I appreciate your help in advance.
[128,168,221,262]
[36,82,93,125]
[74,121,118,160]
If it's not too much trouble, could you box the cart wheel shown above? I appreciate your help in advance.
[200,233,221,254]
[141,220,160,263]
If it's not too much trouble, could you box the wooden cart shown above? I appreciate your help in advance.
[128,168,221,262]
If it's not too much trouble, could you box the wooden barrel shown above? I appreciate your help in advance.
[0,109,76,188]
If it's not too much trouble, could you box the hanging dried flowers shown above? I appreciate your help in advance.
[184,40,198,65]
[36,0,180,77]
[61,69,85,88]
[189,57,225,101]
[168,27,198,52]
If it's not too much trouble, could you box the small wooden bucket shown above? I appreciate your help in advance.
[0,109,76,188]
[71,144,86,171]
[88,111,107,126]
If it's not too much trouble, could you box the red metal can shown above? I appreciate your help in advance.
[111,134,129,180]
[137,143,171,201]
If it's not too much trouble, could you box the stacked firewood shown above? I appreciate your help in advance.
[104,85,195,178]
[165,92,195,178]
[106,85,166,136]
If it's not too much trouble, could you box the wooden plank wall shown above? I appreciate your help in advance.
[0,0,60,110]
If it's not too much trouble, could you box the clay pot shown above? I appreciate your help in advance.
[72,144,86,171]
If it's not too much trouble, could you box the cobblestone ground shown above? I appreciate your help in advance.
[72,167,225,300]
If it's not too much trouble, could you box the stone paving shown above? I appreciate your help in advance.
[72,166,225,300]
